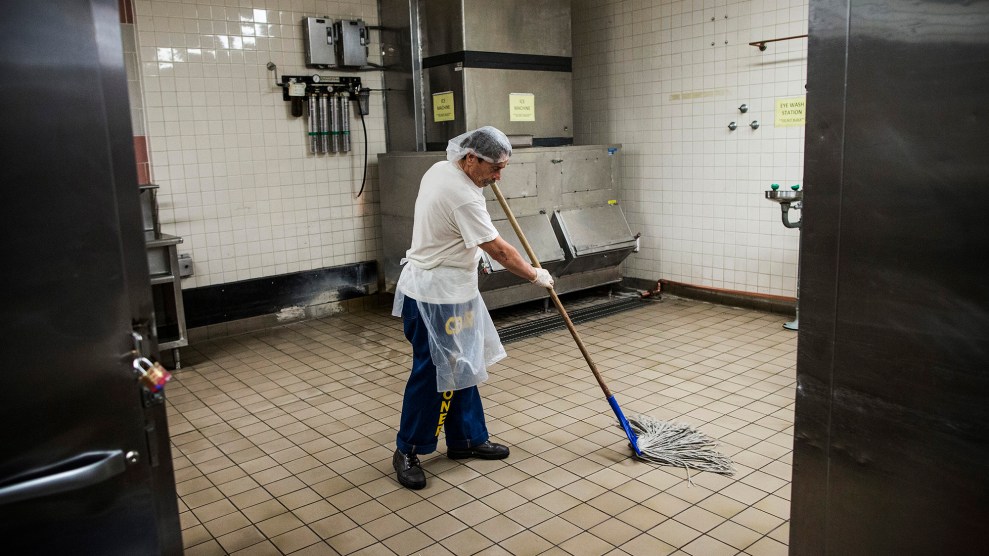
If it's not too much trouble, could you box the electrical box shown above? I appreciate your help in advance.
[178,253,193,277]
[333,19,368,68]
[303,17,335,68]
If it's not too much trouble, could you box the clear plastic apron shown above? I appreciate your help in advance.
[393,262,506,391]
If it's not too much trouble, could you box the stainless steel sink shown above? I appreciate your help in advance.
[764,186,802,331]
[765,189,803,203]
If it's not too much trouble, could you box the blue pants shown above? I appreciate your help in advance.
[396,295,489,455]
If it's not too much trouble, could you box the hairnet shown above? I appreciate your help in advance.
[446,126,512,163]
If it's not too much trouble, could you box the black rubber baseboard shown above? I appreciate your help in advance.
[182,261,377,328]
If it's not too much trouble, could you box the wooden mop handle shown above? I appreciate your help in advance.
[490,181,612,398]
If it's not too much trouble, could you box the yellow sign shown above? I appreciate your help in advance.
[432,91,454,122]
[510,93,535,122]
[775,96,806,127]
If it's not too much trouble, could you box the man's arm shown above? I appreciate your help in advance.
[478,236,537,281]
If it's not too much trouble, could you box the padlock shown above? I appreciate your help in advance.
[133,357,172,392]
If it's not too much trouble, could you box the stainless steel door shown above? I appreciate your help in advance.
[0,1,181,553]
[792,0,989,553]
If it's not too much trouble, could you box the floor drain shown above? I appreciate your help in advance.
[497,297,648,343]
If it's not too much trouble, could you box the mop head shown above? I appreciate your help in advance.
[628,414,736,481]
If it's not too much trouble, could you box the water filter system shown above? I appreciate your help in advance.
[267,16,382,197]
[274,72,374,196]
[280,75,365,155]
[339,93,351,153]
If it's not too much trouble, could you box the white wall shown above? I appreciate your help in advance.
[133,0,809,299]
[572,0,808,297]
[134,0,384,289]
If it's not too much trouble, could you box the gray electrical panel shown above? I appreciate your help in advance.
[334,19,368,68]
[304,17,335,68]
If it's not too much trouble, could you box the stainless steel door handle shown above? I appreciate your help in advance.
[0,450,125,505]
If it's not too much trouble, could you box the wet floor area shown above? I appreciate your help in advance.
[168,294,796,555]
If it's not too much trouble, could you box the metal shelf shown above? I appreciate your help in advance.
[145,238,187,368]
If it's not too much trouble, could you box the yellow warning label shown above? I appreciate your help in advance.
[510,93,535,122]
[775,96,806,127]
[432,91,454,122]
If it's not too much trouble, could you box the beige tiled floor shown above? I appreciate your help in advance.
[168,296,796,556]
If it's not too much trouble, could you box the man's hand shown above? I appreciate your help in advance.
[530,268,554,289]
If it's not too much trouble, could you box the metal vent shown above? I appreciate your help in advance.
[497,297,648,343]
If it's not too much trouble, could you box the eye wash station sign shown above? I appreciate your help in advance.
[775,96,806,127]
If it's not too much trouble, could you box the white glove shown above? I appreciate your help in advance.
[530,268,554,289]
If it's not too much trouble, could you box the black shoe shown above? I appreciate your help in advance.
[393,449,426,490]
[447,441,510,460]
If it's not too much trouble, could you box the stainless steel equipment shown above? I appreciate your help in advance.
[339,93,351,152]
[552,206,639,275]
[140,185,188,367]
[379,0,573,151]
[792,0,989,553]
[379,145,636,309]
[377,0,635,308]
[764,185,802,330]
[318,92,329,153]
[334,19,369,68]
[330,90,341,153]
[308,92,319,154]
[303,17,335,68]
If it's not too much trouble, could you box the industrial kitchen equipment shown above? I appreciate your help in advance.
[379,146,637,309]
[376,0,639,308]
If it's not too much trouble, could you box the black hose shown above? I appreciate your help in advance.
[356,105,368,198]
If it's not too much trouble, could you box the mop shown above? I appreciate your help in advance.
[490,182,735,479]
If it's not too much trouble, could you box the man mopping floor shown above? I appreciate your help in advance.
[389,126,555,489]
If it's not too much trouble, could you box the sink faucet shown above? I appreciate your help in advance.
[764,184,802,330]
[766,184,802,228]
[780,200,802,229]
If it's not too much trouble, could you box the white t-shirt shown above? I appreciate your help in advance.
[392,159,508,391]
[396,160,499,304]
[406,160,499,269]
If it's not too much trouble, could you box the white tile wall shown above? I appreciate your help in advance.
[133,0,385,288]
[572,0,808,297]
[133,0,807,298]
[121,23,145,136]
